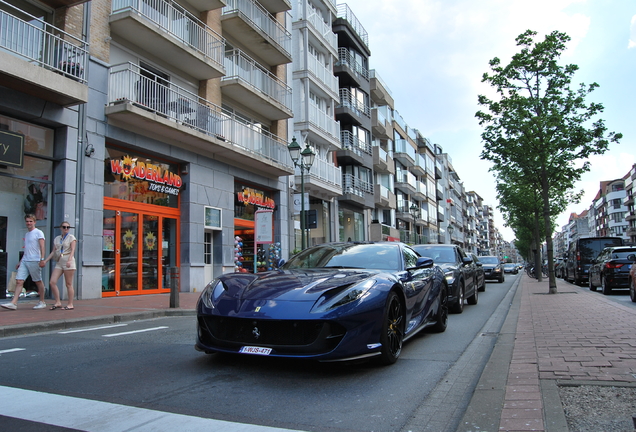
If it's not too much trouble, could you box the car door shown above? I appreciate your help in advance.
[403,246,433,322]
[457,247,474,294]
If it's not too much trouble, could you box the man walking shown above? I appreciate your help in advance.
[1,214,47,310]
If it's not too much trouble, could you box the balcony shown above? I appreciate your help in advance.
[413,180,427,200]
[294,104,340,150]
[222,49,292,120]
[369,70,394,107]
[105,63,293,177]
[293,52,338,98]
[334,47,369,88]
[374,184,396,208]
[341,173,374,208]
[373,146,394,174]
[296,158,342,199]
[303,5,337,54]
[181,0,226,12]
[411,154,426,177]
[256,0,290,14]
[395,169,416,195]
[371,107,391,139]
[222,0,292,66]
[394,139,416,167]
[336,88,370,124]
[0,2,88,107]
[110,0,225,80]
[337,130,372,166]
[335,4,369,52]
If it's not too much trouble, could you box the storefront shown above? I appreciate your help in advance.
[102,146,182,296]
[0,115,55,297]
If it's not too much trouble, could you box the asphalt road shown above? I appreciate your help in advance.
[0,275,520,432]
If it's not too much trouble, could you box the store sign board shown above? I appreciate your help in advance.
[0,130,25,168]
[109,156,183,195]
[237,186,275,209]
[255,210,273,244]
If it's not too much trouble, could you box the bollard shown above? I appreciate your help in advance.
[169,266,180,308]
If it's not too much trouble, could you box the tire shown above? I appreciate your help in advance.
[430,284,448,333]
[589,277,597,292]
[450,283,464,314]
[630,279,636,303]
[499,275,505,283]
[377,291,404,365]
[601,276,612,296]
[478,278,486,292]
[467,284,478,305]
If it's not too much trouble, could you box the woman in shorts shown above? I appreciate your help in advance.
[44,221,76,310]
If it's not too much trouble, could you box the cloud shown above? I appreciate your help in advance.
[630,15,636,48]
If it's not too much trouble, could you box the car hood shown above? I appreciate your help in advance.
[436,263,459,272]
[481,264,499,270]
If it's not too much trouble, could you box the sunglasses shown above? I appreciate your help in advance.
[61,226,70,229]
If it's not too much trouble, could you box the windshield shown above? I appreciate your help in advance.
[283,243,401,271]
[413,246,455,263]
[479,256,499,264]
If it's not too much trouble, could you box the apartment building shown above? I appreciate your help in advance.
[1,0,298,299]
[290,0,341,249]
[625,164,636,243]
[590,179,628,239]
[332,3,373,241]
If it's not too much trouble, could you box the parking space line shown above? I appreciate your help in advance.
[0,348,26,354]
[102,326,169,337]
[59,324,128,334]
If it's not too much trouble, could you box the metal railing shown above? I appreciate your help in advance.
[336,4,368,50]
[394,139,416,160]
[336,47,369,80]
[308,104,340,139]
[223,0,292,58]
[307,54,339,94]
[338,88,370,117]
[342,173,373,197]
[305,5,337,48]
[108,63,292,169]
[340,130,372,156]
[305,158,342,189]
[223,49,292,111]
[370,69,393,96]
[0,0,88,84]
[112,0,224,68]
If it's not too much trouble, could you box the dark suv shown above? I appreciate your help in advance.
[479,256,505,283]
[413,244,478,314]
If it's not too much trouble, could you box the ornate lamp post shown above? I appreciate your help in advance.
[447,224,454,244]
[410,202,419,244]
[288,137,315,250]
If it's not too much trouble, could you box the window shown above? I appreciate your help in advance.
[204,232,212,264]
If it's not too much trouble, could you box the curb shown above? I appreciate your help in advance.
[0,309,197,338]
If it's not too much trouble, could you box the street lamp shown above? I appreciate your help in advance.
[447,225,454,244]
[409,202,419,244]
[288,137,315,250]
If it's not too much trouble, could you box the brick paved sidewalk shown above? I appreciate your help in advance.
[499,275,636,432]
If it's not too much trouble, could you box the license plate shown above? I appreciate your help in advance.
[239,346,272,356]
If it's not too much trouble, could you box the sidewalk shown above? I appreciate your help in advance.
[460,274,636,432]
[0,291,200,337]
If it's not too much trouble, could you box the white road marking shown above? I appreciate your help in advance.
[0,386,305,432]
[0,348,26,354]
[102,326,169,337]
[58,324,128,334]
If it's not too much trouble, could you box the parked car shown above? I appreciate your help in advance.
[503,263,518,274]
[588,246,636,295]
[565,237,623,286]
[196,242,449,365]
[471,254,486,292]
[629,253,636,303]
[412,244,478,313]
[479,255,505,283]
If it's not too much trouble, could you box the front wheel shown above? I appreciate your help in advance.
[377,291,404,365]
[450,283,464,314]
[630,279,636,303]
[467,284,478,305]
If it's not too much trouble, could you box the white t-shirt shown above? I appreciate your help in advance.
[23,228,45,261]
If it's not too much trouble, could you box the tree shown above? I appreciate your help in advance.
[476,30,622,293]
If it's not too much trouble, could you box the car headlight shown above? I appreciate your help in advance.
[311,279,375,313]
[445,270,455,285]
[200,280,225,309]
[494,268,501,273]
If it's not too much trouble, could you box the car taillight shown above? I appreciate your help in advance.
[605,262,624,269]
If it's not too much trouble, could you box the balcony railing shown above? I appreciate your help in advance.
[306,6,337,48]
[307,54,338,94]
[342,173,373,197]
[0,0,88,83]
[338,88,370,117]
[308,104,340,139]
[336,4,368,50]
[108,62,292,169]
[223,49,292,110]
[223,0,292,58]
[305,157,342,189]
[336,47,369,80]
[112,0,224,68]
[341,130,372,156]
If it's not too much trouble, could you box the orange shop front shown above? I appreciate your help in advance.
[102,147,182,297]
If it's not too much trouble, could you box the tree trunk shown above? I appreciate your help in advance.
[540,169,557,293]
[533,211,542,281]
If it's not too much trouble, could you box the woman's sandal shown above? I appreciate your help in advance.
[63,306,74,310]
[50,305,63,310]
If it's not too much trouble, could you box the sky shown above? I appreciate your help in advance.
[343,0,636,242]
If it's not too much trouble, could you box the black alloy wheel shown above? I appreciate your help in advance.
[601,276,612,296]
[589,277,597,292]
[450,281,465,314]
[467,284,478,305]
[378,291,404,365]
[431,284,448,333]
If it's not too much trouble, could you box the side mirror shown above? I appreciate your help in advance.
[407,257,434,271]
[277,258,286,268]
[462,256,473,266]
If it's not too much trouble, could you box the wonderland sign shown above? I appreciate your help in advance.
[109,155,183,196]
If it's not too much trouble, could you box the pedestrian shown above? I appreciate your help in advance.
[44,221,76,310]
[1,214,47,310]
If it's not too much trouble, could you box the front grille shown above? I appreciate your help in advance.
[198,316,346,355]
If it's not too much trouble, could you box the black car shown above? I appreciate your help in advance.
[479,256,505,283]
[588,246,636,295]
[503,263,518,274]
[471,254,486,292]
[565,237,623,286]
[412,244,478,313]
